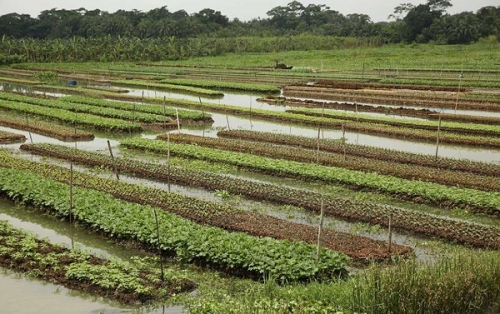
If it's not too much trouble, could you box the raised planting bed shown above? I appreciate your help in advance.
[283,85,500,112]
[18,143,500,250]
[0,92,171,124]
[0,113,94,141]
[0,130,26,144]
[306,80,472,92]
[259,96,500,126]
[112,80,225,97]
[0,164,350,282]
[0,76,42,85]
[60,95,213,124]
[159,78,281,93]
[119,137,500,216]
[0,220,196,305]
[0,97,142,133]
[217,130,500,178]
[157,133,500,193]
[12,146,409,263]
[286,107,500,137]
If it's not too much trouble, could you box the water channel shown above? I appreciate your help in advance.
[0,199,183,314]
[0,81,499,311]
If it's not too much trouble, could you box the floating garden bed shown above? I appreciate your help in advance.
[0,164,350,282]
[0,220,196,305]
[217,130,500,177]
[0,130,26,144]
[17,143,500,250]
[0,113,94,141]
[119,137,500,216]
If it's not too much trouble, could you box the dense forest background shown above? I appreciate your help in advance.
[0,0,498,64]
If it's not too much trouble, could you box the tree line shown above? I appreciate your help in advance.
[0,1,498,64]
[1,0,498,44]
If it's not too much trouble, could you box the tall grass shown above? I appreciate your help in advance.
[187,250,500,313]
[351,252,500,313]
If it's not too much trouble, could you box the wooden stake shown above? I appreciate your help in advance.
[316,199,325,261]
[107,140,119,180]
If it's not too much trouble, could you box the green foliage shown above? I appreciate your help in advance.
[120,137,500,215]
[159,78,281,93]
[0,220,190,303]
[112,79,225,97]
[0,165,349,282]
[33,71,59,83]
[17,142,500,250]
[0,92,143,132]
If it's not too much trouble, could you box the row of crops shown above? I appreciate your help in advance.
[1,59,500,312]
[0,220,195,304]
[0,153,350,282]
[0,130,26,144]
[217,130,500,176]
[119,137,500,215]
[17,142,500,250]
[51,91,500,148]
[157,133,500,192]
[0,113,94,141]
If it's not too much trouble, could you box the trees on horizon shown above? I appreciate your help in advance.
[0,1,498,45]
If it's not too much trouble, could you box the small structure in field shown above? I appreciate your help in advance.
[274,60,293,70]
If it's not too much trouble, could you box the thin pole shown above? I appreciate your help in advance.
[316,126,321,164]
[316,199,325,261]
[107,140,119,180]
[163,96,167,129]
[167,133,171,193]
[342,124,346,161]
[455,74,463,113]
[69,162,74,250]
[152,209,165,283]
[199,97,206,137]
[176,108,180,133]
[388,213,393,254]
[249,97,253,128]
[435,115,442,159]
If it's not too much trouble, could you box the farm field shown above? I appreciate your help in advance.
[1,41,500,313]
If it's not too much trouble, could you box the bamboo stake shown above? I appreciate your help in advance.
[249,97,253,128]
[388,213,393,254]
[176,108,180,133]
[435,115,442,159]
[69,162,74,250]
[316,199,325,261]
[107,140,119,180]
[167,132,171,193]
[163,96,167,129]
[152,209,165,283]
[342,124,346,161]
[455,74,463,113]
[316,126,321,164]
[199,97,206,137]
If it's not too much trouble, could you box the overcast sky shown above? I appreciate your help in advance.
[1,0,498,22]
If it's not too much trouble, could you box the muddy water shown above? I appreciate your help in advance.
[181,113,500,164]
[0,199,182,314]
[2,82,500,164]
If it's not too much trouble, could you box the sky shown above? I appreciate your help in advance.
[0,0,498,22]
